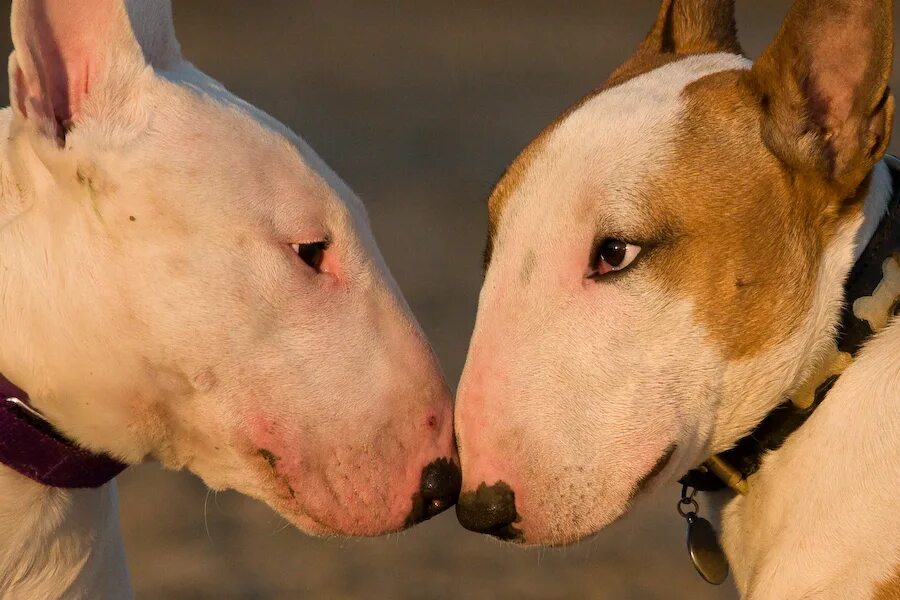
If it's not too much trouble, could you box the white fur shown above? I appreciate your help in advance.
[0,471,130,599]
[0,1,454,597]
[721,319,900,598]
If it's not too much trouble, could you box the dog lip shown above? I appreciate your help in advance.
[631,443,677,502]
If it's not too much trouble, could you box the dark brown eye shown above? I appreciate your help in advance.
[590,238,641,277]
[291,241,328,272]
[600,239,627,267]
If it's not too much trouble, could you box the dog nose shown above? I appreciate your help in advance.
[405,458,461,526]
[420,457,462,516]
[456,481,522,541]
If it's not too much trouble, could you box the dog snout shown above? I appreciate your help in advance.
[456,481,523,541]
[405,457,461,526]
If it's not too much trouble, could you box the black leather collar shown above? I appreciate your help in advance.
[681,156,900,494]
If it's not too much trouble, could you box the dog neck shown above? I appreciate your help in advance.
[0,465,132,598]
[684,159,899,495]
[712,160,900,595]
[0,108,133,599]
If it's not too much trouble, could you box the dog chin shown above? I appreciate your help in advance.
[516,453,677,546]
[183,454,398,537]
[241,463,420,538]
[272,503,374,538]
[270,496,410,538]
[514,504,632,547]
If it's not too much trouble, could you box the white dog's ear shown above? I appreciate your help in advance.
[607,0,742,86]
[8,0,179,144]
[124,0,182,69]
[751,0,893,192]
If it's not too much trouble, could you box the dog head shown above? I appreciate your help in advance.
[456,0,893,544]
[0,0,458,536]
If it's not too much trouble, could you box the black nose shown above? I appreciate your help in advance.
[456,481,523,541]
[404,458,461,526]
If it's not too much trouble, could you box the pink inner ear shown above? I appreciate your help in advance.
[13,0,116,128]
[807,9,876,132]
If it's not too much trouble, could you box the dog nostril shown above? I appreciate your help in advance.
[404,458,461,527]
[456,481,523,541]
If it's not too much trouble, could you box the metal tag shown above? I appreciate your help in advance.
[686,513,729,585]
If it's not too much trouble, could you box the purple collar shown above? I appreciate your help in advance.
[0,374,127,488]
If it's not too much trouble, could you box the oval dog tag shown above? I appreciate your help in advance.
[686,513,729,585]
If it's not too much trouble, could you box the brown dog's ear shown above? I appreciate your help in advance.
[606,0,741,86]
[751,0,894,193]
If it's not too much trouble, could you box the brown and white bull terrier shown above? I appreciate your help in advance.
[0,1,458,598]
[455,0,900,597]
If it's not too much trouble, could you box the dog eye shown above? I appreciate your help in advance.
[589,238,641,277]
[291,241,328,272]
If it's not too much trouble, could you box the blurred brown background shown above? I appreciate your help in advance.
[2,1,898,599]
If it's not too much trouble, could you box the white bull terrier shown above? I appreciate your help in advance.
[455,0,900,597]
[0,1,459,598]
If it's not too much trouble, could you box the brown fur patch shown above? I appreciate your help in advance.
[641,70,866,359]
[873,565,900,600]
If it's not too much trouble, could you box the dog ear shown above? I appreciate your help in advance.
[607,0,741,86]
[124,0,182,70]
[8,0,180,144]
[751,0,893,193]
